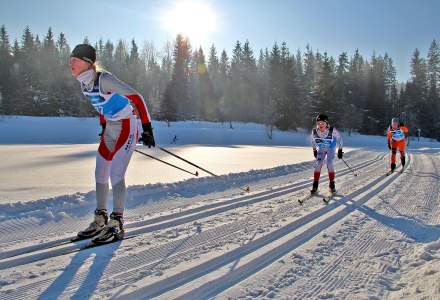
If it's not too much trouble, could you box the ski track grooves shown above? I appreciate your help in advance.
[117,155,407,300]
[0,153,384,265]
[0,151,378,248]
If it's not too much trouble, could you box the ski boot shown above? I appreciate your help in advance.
[311,181,319,195]
[401,156,406,169]
[391,163,396,173]
[329,181,336,194]
[74,209,108,241]
[92,212,125,245]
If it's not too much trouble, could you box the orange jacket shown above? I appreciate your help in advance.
[387,126,408,149]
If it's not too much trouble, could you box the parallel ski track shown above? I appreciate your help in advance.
[0,151,378,248]
[234,153,423,300]
[0,153,385,264]
[114,154,409,300]
[0,153,389,300]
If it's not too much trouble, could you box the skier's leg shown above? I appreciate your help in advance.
[109,116,137,214]
[312,151,325,193]
[95,121,122,210]
[399,145,406,168]
[327,150,336,192]
[76,150,111,239]
[94,116,136,243]
[390,148,397,171]
[95,153,111,210]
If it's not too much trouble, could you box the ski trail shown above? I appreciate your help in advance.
[0,151,377,251]
[220,152,440,300]
[0,152,388,299]
[0,153,384,263]
[116,160,401,299]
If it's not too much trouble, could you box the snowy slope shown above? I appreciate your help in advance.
[1,116,440,299]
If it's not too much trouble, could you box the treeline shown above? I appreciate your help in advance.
[0,25,439,139]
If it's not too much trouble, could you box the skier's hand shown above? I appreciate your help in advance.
[141,123,155,148]
[313,149,317,158]
[337,149,343,159]
[99,123,106,137]
[387,142,391,150]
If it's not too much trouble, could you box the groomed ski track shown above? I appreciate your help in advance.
[1,150,439,300]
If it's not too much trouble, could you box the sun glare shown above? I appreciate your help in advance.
[160,0,218,45]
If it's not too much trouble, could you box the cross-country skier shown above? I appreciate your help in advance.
[311,114,344,194]
[69,44,155,244]
[387,117,409,173]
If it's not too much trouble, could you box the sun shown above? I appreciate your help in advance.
[160,0,218,45]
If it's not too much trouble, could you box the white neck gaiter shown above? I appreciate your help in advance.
[76,69,96,87]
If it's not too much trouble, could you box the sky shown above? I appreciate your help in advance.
[1,0,440,82]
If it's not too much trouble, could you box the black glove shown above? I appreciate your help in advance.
[141,123,155,148]
[387,142,391,150]
[337,149,343,159]
[99,123,106,137]
[313,149,317,158]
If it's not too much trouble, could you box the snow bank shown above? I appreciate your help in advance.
[0,157,316,222]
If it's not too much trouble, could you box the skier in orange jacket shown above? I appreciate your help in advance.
[387,117,409,173]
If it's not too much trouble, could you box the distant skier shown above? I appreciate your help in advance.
[69,44,155,244]
[387,117,409,173]
[311,114,344,194]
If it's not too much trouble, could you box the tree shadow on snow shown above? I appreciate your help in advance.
[354,203,440,244]
[38,241,121,300]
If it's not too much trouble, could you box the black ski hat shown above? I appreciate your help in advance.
[316,113,329,124]
[71,44,96,64]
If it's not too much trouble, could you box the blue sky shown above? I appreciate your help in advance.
[2,0,440,82]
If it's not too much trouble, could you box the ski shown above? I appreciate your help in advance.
[63,234,141,255]
[323,193,335,204]
[298,192,322,205]
[323,191,341,204]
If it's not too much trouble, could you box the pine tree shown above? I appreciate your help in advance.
[312,52,338,125]
[362,54,387,134]
[217,49,230,121]
[407,48,428,135]
[161,34,191,120]
[426,40,440,138]
[0,25,12,114]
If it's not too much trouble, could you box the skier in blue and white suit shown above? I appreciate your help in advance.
[310,114,343,194]
[69,44,155,244]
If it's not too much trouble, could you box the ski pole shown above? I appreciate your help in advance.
[135,149,199,177]
[341,157,358,177]
[159,146,251,193]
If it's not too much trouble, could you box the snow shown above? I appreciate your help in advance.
[1,116,440,300]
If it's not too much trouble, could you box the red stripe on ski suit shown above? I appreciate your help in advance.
[98,118,131,161]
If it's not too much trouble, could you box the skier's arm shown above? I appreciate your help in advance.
[311,131,317,150]
[403,126,410,146]
[333,128,343,150]
[311,131,318,158]
[99,73,151,125]
[386,129,391,149]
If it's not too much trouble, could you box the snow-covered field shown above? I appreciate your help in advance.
[1,116,440,300]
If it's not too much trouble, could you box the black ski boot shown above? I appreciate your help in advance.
[401,156,406,169]
[329,181,336,194]
[390,163,396,173]
[92,212,125,244]
[75,209,108,241]
[311,181,319,194]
